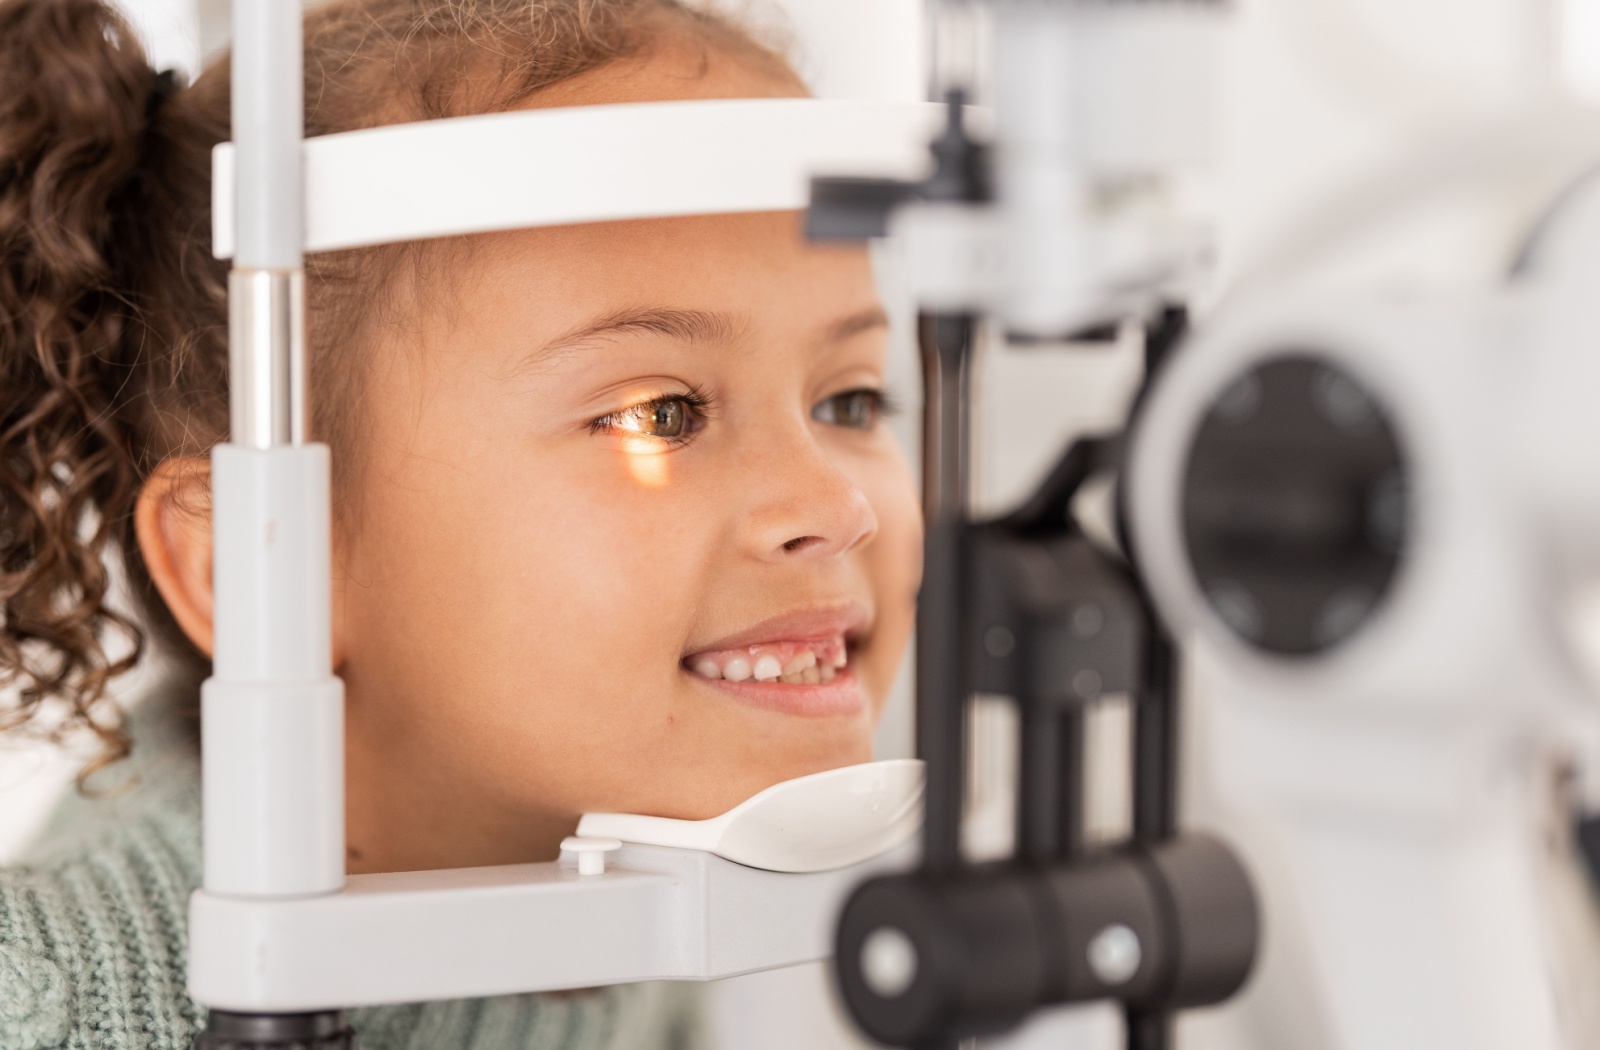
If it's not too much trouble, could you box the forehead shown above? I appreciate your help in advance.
[466,210,874,333]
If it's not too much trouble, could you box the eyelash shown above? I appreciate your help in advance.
[589,385,715,446]
[812,387,900,430]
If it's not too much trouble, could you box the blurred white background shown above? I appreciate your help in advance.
[6,0,1600,1046]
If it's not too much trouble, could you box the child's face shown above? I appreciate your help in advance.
[333,48,921,869]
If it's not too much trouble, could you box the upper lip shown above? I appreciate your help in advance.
[684,600,872,656]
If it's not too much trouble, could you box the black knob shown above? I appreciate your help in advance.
[834,837,1258,1046]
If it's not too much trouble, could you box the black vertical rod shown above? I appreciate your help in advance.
[916,311,976,874]
[1131,620,1178,842]
[1053,703,1087,858]
[1125,1007,1175,1050]
[1018,692,1086,862]
[1128,306,1185,847]
[1127,618,1180,1050]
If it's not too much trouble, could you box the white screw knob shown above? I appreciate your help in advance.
[561,836,622,875]
[860,926,919,999]
[1087,923,1142,985]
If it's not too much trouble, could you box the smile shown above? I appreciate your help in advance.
[685,637,850,684]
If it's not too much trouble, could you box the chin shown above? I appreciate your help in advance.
[735,739,875,804]
[649,740,876,822]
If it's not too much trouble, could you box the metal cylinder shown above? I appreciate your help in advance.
[228,270,306,449]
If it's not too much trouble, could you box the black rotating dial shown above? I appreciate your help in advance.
[1181,355,1409,657]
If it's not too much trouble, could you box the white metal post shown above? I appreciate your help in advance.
[202,0,345,899]
[991,0,1091,339]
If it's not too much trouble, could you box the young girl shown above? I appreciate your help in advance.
[0,0,922,1045]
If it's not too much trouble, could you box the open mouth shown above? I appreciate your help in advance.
[684,636,850,685]
[680,604,869,715]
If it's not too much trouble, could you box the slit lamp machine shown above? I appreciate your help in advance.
[190,0,1600,1048]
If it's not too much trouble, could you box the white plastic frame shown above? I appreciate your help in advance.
[212,98,944,258]
[190,841,912,1011]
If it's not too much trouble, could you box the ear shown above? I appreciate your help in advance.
[135,456,351,671]
[135,456,217,657]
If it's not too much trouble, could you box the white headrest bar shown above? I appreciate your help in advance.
[213,98,945,258]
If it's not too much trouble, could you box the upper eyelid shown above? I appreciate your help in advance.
[814,368,888,395]
[596,386,711,415]
[589,390,711,438]
[816,385,889,407]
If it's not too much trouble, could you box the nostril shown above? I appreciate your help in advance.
[783,535,821,553]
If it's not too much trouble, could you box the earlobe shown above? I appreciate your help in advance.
[135,457,217,657]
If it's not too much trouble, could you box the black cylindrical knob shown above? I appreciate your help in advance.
[834,834,1257,1047]
[1142,834,1259,1008]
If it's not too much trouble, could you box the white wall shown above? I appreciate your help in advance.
[0,736,83,862]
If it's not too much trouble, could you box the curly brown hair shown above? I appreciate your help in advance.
[0,0,791,776]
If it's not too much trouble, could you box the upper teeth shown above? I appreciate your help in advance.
[686,638,848,683]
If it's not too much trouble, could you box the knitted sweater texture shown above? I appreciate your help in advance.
[0,700,703,1050]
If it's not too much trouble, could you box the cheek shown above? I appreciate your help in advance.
[481,454,711,677]
[356,442,747,815]
[342,441,713,737]
[541,475,701,629]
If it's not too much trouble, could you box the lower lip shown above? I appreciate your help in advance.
[684,665,866,717]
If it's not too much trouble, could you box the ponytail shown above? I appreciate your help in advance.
[0,0,177,765]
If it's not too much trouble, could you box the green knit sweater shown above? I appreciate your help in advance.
[0,698,704,1050]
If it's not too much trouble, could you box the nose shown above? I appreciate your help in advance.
[739,427,879,562]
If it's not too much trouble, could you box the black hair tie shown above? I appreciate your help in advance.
[145,68,182,122]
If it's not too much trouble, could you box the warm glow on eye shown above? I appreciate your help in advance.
[613,397,691,439]
[622,436,671,487]
[590,387,710,487]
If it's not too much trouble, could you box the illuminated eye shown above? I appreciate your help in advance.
[812,389,883,430]
[612,396,695,439]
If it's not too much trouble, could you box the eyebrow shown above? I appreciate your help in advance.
[825,306,890,344]
[535,307,744,357]
[524,303,890,372]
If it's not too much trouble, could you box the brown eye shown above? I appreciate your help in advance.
[598,393,704,442]
[812,389,884,430]
[637,398,686,437]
